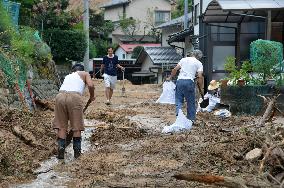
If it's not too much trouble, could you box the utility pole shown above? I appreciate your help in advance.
[83,0,90,71]
[184,0,188,30]
[184,0,191,57]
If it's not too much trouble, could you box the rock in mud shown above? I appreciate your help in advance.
[245,148,262,161]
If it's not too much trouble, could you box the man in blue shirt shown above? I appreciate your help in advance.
[100,47,125,105]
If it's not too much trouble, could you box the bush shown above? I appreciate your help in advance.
[43,29,87,62]
[250,39,283,81]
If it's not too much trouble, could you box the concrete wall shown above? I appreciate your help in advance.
[141,55,155,71]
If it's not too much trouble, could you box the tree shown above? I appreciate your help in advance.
[172,0,192,19]
[131,46,143,59]
[89,10,114,40]
[88,10,114,58]
[32,0,81,30]
[119,16,146,42]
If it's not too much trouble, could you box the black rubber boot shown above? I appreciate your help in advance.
[73,137,82,159]
[57,138,66,159]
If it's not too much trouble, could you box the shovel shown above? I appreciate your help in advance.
[121,70,126,97]
[65,100,92,147]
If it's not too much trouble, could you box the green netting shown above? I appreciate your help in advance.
[0,52,26,91]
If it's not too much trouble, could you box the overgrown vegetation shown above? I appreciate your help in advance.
[0,1,52,90]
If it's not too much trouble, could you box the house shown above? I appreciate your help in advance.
[196,0,284,82]
[133,46,182,84]
[101,0,173,43]
[161,0,284,86]
[115,43,161,59]
[156,13,192,48]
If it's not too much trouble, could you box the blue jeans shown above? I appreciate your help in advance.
[175,79,196,121]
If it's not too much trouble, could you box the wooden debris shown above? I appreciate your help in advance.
[259,139,284,174]
[35,98,54,111]
[173,173,272,188]
[12,125,46,149]
[258,94,281,127]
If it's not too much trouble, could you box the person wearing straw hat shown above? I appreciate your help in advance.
[201,80,220,112]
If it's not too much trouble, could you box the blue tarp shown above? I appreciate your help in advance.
[2,0,20,30]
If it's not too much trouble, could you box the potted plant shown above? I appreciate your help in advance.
[224,56,252,86]
[220,78,229,87]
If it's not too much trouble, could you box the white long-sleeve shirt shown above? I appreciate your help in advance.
[202,90,220,112]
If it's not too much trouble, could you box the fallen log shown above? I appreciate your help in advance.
[173,173,273,188]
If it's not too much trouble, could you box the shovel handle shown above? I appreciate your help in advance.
[83,100,92,113]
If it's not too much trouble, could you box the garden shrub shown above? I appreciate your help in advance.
[250,39,283,81]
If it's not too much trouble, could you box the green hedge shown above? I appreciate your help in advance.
[43,29,87,62]
[250,39,283,80]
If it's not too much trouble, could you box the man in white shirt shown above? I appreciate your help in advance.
[168,50,204,122]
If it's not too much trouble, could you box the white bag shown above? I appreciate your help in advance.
[214,109,231,118]
[156,81,176,104]
[162,110,192,133]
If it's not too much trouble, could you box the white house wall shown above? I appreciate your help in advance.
[106,0,171,38]
[126,54,132,59]
[115,47,126,59]
[104,6,124,22]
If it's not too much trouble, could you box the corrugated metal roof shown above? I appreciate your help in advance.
[100,0,129,8]
[143,47,182,65]
[203,0,284,23]
[219,0,284,10]
[155,13,192,29]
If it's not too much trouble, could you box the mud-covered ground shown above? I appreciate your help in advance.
[1,79,284,187]
[0,109,56,187]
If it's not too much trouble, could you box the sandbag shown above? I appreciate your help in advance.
[162,109,192,133]
[156,81,176,104]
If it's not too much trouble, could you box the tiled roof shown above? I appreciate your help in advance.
[136,47,182,65]
[119,43,161,53]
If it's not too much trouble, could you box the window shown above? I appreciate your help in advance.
[194,3,200,25]
[155,11,170,26]
[122,54,126,59]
